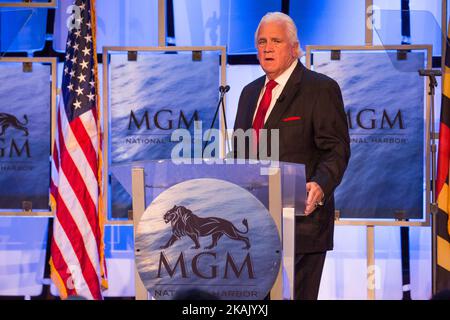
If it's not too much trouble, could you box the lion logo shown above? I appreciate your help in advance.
[0,113,29,136]
[160,205,251,250]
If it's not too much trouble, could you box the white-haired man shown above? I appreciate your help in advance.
[233,12,350,299]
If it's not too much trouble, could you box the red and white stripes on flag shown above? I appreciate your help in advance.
[50,0,107,300]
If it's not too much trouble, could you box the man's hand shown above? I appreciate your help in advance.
[305,182,324,216]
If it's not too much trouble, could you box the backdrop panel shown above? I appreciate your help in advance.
[53,0,158,53]
[0,61,52,211]
[312,49,426,220]
[107,50,221,219]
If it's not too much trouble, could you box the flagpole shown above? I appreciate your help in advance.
[419,69,441,296]
[429,71,438,296]
[431,85,437,295]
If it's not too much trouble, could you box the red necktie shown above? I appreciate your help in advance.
[252,80,278,144]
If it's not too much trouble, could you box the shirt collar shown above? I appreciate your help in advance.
[264,59,298,88]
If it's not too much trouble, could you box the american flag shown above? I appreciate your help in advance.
[50,0,107,300]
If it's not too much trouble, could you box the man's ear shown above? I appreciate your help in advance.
[292,43,300,59]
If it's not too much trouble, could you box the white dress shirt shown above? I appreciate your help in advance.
[252,59,298,123]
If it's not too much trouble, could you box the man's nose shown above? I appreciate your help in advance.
[264,43,274,53]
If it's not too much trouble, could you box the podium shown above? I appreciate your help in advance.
[111,159,306,300]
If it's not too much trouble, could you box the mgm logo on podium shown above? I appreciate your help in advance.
[135,178,281,300]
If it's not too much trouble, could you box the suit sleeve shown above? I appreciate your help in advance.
[310,80,351,201]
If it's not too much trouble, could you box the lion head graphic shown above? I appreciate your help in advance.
[0,113,28,136]
[160,205,250,250]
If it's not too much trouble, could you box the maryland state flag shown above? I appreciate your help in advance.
[436,27,450,292]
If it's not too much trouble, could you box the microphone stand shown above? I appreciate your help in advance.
[202,85,231,158]
[418,68,441,296]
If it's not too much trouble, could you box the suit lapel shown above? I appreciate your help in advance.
[264,61,305,129]
[243,77,265,130]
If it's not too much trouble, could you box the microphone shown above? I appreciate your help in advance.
[203,85,232,157]
[219,85,230,93]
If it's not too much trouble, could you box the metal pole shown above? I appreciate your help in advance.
[442,0,447,71]
[132,168,148,300]
[419,69,441,296]
[431,86,437,296]
[367,225,375,300]
[432,205,437,295]
[365,0,374,46]
[158,0,166,46]
[429,75,438,296]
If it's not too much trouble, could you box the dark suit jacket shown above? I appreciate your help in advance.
[233,61,350,254]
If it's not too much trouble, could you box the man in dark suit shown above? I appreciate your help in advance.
[233,12,351,300]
